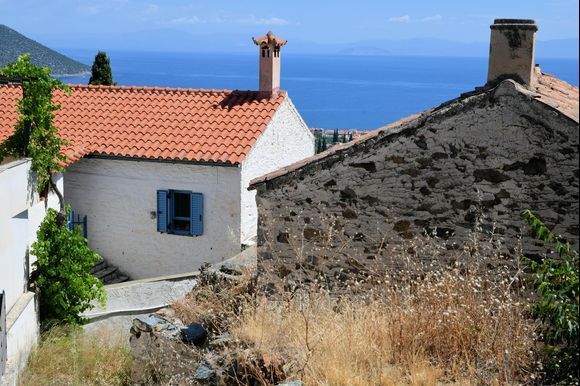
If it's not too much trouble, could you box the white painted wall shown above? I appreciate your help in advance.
[64,158,242,279]
[4,292,38,384]
[240,96,315,242]
[0,158,62,383]
[0,159,61,311]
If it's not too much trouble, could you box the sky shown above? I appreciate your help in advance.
[1,0,579,52]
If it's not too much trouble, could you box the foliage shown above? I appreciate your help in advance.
[0,54,70,195]
[332,128,339,143]
[521,209,579,384]
[88,51,115,86]
[31,207,106,325]
[314,132,327,154]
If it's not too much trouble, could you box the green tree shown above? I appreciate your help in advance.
[521,210,579,384]
[332,129,339,143]
[31,207,105,325]
[88,51,115,86]
[0,54,69,213]
[1,55,106,325]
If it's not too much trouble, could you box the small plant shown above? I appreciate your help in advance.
[31,207,106,325]
[521,209,579,384]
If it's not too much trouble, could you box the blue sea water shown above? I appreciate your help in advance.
[59,50,579,131]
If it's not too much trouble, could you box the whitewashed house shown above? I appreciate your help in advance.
[0,31,314,280]
[0,157,63,384]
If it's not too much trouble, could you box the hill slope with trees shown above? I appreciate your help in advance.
[0,25,89,76]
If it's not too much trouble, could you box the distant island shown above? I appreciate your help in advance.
[0,24,89,76]
[338,46,391,56]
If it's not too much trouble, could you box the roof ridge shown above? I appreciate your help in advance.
[67,84,288,96]
[249,76,578,188]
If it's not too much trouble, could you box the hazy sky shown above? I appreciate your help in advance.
[1,0,578,49]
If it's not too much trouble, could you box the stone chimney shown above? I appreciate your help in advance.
[487,19,538,87]
[252,31,287,95]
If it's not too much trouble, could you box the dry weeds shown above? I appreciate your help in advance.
[18,325,132,386]
[233,269,537,385]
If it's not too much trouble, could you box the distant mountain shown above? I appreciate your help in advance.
[0,24,89,75]
[328,38,578,59]
[338,46,391,56]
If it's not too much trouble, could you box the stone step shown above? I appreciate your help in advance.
[91,259,108,274]
[105,275,130,285]
[94,266,117,280]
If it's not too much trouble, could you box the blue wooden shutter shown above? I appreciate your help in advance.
[157,190,168,233]
[190,193,203,236]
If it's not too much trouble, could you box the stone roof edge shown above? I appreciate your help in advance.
[248,78,569,190]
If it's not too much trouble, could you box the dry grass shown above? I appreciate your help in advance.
[232,270,536,385]
[18,325,132,386]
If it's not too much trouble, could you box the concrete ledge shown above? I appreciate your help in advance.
[5,292,35,331]
[84,273,199,322]
[2,292,39,386]
[103,270,200,290]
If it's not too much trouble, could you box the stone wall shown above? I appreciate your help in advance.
[252,82,579,290]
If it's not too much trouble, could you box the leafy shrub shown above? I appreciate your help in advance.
[521,210,579,384]
[0,54,69,195]
[31,207,106,325]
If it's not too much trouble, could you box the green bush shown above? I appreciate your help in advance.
[31,207,106,325]
[521,210,579,385]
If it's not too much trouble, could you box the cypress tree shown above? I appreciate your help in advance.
[89,51,115,85]
[332,129,339,143]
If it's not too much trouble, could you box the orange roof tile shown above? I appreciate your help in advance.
[0,84,286,166]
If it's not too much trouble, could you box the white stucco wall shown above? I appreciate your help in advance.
[0,158,61,383]
[240,96,315,242]
[0,159,61,311]
[64,158,242,279]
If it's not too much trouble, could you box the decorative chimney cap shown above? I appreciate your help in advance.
[491,19,537,31]
[252,31,287,47]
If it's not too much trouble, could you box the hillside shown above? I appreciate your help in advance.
[0,25,89,75]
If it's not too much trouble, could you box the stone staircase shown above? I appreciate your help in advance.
[91,258,130,285]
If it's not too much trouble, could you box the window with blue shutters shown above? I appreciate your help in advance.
[156,190,203,236]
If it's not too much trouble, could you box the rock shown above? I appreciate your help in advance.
[277,381,303,386]
[132,315,167,332]
[181,322,208,346]
[194,363,215,381]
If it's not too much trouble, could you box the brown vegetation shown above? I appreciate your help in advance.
[18,326,132,386]
[164,231,539,385]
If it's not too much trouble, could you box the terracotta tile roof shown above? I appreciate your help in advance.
[0,84,286,166]
[535,72,579,122]
[250,72,578,188]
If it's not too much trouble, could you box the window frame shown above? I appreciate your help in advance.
[169,190,192,236]
[157,189,203,237]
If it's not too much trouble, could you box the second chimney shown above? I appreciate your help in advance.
[252,31,287,96]
[487,19,538,87]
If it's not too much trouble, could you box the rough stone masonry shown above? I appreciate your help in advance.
[250,76,579,290]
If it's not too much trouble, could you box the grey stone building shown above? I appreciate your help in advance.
[249,20,579,289]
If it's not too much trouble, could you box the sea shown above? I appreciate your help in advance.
[59,50,579,131]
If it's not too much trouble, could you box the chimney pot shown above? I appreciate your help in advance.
[253,31,287,96]
[487,19,538,87]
